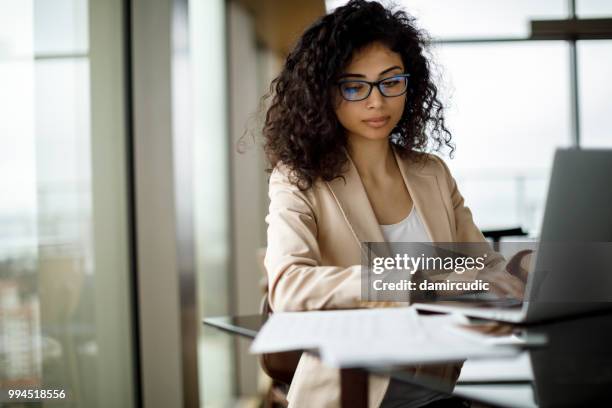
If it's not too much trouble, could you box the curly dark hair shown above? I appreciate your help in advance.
[262,0,454,190]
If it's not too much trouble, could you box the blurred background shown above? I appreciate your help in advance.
[0,0,610,407]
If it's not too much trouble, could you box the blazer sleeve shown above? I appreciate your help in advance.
[264,166,362,312]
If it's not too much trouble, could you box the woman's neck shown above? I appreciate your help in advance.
[347,136,395,184]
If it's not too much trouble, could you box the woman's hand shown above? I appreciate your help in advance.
[478,261,527,300]
[476,249,533,300]
[505,249,533,283]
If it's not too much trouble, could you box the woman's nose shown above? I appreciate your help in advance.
[365,86,385,108]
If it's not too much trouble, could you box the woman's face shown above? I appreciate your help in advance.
[333,42,406,144]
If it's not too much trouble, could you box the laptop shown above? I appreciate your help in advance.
[414,148,612,323]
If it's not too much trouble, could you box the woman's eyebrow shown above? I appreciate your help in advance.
[338,65,403,79]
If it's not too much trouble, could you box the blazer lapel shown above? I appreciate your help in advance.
[393,148,454,242]
[325,152,386,248]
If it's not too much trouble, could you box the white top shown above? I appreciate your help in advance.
[380,206,431,243]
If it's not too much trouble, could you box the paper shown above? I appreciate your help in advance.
[251,307,424,353]
[250,307,519,368]
[459,353,533,382]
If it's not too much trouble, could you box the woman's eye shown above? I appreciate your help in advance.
[382,80,400,88]
[344,84,364,92]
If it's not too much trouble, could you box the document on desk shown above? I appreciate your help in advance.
[250,307,519,368]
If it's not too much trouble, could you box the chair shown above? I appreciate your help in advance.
[482,227,528,251]
[256,248,302,407]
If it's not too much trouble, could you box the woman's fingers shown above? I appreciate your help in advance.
[485,270,526,300]
[505,249,534,284]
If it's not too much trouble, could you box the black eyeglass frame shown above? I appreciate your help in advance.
[336,73,411,101]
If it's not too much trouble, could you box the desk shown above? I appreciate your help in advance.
[204,310,612,407]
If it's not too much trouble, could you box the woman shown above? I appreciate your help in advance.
[261,1,525,406]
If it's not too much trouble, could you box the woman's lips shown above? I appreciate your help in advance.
[363,116,390,128]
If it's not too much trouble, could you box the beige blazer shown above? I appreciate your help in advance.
[264,147,491,407]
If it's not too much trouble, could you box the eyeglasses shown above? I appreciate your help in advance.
[337,73,410,102]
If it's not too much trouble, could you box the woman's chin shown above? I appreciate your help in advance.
[346,127,393,144]
[359,129,392,141]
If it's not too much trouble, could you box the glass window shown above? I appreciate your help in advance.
[0,1,135,406]
[432,42,572,233]
[191,0,234,406]
[326,0,568,39]
[577,0,612,17]
[34,0,89,55]
[578,40,612,148]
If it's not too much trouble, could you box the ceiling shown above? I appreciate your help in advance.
[235,0,327,56]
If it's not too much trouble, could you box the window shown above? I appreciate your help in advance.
[577,0,612,17]
[578,40,612,148]
[0,1,135,405]
[432,42,571,232]
[191,0,234,405]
